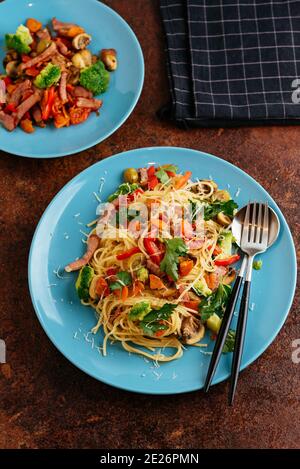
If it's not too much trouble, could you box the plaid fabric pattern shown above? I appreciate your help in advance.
[159,0,300,126]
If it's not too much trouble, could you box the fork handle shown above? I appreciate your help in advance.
[228,279,251,405]
[203,274,244,393]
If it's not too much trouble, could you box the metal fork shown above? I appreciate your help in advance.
[228,202,269,405]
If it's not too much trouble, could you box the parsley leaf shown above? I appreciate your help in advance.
[204,200,238,221]
[160,238,188,281]
[155,165,178,184]
[107,183,139,202]
[200,284,231,322]
[222,329,236,353]
[140,303,177,335]
[109,271,132,291]
[155,169,170,184]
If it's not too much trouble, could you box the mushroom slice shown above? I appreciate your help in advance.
[181,315,205,345]
[89,275,101,300]
[217,212,232,227]
[222,268,236,285]
[213,189,231,202]
[5,60,19,77]
[100,48,117,71]
[72,33,92,50]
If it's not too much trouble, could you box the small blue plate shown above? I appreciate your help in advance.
[28,147,297,394]
[0,0,144,158]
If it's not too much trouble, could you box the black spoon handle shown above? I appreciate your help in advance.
[228,280,251,405]
[203,274,244,393]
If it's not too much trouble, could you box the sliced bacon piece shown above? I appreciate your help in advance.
[73,86,93,99]
[13,91,42,123]
[139,168,148,187]
[20,42,56,71]
[65,235,99,272]
[0,111,16,131]
[59,71,68,104]
[32,105,42,123]
[187,238,204,250]
[146,259,162,277]
[36,28,51,42]
[0,80,6,105]
[52,18,84,36]
[178,284,190,302]
[8,80,32,106]
[76,97,102,111]
[55,38,69,56]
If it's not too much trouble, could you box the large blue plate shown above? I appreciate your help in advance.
[0,0,144,158]
[28,147,297,394]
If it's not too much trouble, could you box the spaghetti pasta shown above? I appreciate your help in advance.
[65,164,240,361]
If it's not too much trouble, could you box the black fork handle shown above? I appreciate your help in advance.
[203,274,244,393]
[228,280,251,405]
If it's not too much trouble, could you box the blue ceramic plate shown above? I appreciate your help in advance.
[0,0,144,158]
[28,147,297,394]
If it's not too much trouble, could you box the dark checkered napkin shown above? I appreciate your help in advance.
[159,0,300,127]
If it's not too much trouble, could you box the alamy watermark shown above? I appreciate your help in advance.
[0,339,6,363]
[291,339,300,364]
[291,79,300,103]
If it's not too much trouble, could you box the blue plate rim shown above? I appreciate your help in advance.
[0,0,145,158]
[28,146,297,394]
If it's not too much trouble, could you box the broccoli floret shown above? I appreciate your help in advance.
[129,302,151,321]
[5,24,33,54]
[193,278,212,298]
[79,61,110,95]
[75,266,94,301]
[136,267,149,283]
[206,313,222,334]
[218,231,233,257]
[253,259,263,270]
[34,63,61,89]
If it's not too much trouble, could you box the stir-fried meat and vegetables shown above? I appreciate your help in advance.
[0,18,118,132]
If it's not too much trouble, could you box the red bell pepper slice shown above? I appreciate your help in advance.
[4,103,17,113]
[148,176,159,190]
[116,247,141,260]
[106,267,117,276]
[3,76,12,86]
[42,87,55,121]
[143,238,163,265]
[127,188,144,202]
[147,166,156,178]
[21,54,31,63]
[214,254,240,266]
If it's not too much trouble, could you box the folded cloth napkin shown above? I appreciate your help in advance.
[159,0,300,127]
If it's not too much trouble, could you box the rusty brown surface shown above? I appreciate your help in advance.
[0,0,299,449]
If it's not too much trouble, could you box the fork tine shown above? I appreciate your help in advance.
[255,203,263,244]
[261,203,269,246]
[249,202,257,243]
[241,202,251,245]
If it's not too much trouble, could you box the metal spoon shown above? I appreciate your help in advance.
[204,202,280,395]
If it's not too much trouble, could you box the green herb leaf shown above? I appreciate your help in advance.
[200,284,231,322]
[160,238,188,281]
[204,200,238,221]
[140,303,177,335]
[253,259,263,270]
[107,183,139,202]
[162,165,178,173]
[222,329,236,353]
[155,165,178,184]
[155,169,170,184]
[109,271,132,291]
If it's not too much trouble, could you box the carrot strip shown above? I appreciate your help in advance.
[174,171,192,190]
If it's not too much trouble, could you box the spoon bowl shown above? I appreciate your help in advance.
[231,203,280,249]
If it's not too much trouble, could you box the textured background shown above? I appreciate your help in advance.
[0,0,299,449]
